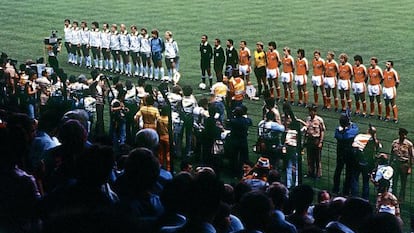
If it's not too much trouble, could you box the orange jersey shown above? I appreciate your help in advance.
[383,68,399,88]
[266,50,280,69]
[312,58,325,76]
[368,65,383,85]
[339,62,353,80]
[325,60,338,77]
[353,64,367,83]
[296,58,308,75]
[282,55,294,73]
[239,48,251,66]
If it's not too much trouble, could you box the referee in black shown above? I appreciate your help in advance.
[200,34,213,87]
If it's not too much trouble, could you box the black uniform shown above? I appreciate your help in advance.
[225,47,238,69]
[214,46,225,79]
[200,42,213,71]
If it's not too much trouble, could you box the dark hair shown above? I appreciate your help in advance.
[151,29,159,37]
[297,48,305,57]
[140,28,147,33]
[215,38,221,43]
[387,60,394,66]
[76,145,114,186]
[227,39,233,45]
[198,97,208,108]
[268,41,277,49]
[182,85,193,96]
[160,105,170,116]
[354,55,363,63]
[240,40,246,45]
[370,57,378,64]
[64,19,70,23]
[265,111,275,121]
[239,191,273,230]
[73,21,78,26]
[289,184,314,212]
[91,21,99,28]
[202,34,208,40]
[267,182,289,209]
[145,95,155,105]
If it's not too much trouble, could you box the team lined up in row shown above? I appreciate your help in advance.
[199,37,400,122]
[63,19,179,81]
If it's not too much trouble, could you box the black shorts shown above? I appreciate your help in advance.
[165,57,176,69]
[254,66,266,78]
[152,51,162,63]
[200,59,211,70]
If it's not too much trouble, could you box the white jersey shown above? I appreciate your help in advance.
[71,27,81,45]
[119,31,130,52]
[129,32,141,52]
[89,29,101,47]
[140,34,151,54]
[100,29,110,49]
[80,28,90,45]
[109,32,120,50]
[64,25,72,43]
[164,38,178,59]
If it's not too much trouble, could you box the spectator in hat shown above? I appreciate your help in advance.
[242,157,271,191]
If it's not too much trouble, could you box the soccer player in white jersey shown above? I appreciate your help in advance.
[100,23,111,70]
[140,28,152,79]
[70,21,82,65]
[109,24,121,73]
[89,21,102,69]
[164,31,179,82]
[80,21,91,68]
[129,25,141,77]
[63,19,73,64]
[119,24,131,76]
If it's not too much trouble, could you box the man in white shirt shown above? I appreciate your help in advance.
[164,31,179,82]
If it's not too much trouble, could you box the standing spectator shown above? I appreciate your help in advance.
[150,29,165,81]
[211,75,227,122]
[109,24,121,73]
[311,50,325,107]
[338,53,354,112]
[157,105,171,171]
[164,31,179,82]
[227,106,252,177]
[333,114,359,196]
[89,21,102,70]
[100,23,111,71]
[80,21,91,68]
[304,105,325,178]
[124,80,138,144]
[266,41,281,101]
[367,57,383,119]
[382,60,399,122]
[213,38,225,81]
[228,71,245,113]
[226,39,238,70]
[90,74,107,137]
[254,42,267,97]
[323,51,339,111]
[134,95,160,130]
[180,85,197,157]
[390,128,413,201]
[140,28,152,79]
[200,34,213,87]
[281,47,295,104]
[352,126,381,199]
[110,86,128,146]
[295,49,309,107]
[352,55,368,116]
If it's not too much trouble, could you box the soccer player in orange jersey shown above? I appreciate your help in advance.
[338,53,353,112]
[281,47,295,104]
[239,41,251,83]
[295,49,309,107]
[352,55,368,116]
[367,57,384,119]
[382,61,400,123]
[266,41,281,100]
[324,51,339,110]
[312,50,325,107]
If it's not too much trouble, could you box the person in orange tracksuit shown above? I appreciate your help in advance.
[266,41,281,101]
[157,105,171,171]
[311,50,325,107]
[352,55,368,116]
[295,49,309,107]
[367,57,384,119]
[281,47,295,104]
[324,51,339,111]
[382,61,400,123]
[338,53,353,112]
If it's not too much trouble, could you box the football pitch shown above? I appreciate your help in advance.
[1,0,413,229]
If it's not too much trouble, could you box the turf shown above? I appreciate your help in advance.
[1,0,413,229]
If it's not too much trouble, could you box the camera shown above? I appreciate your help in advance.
[44,30,62,45]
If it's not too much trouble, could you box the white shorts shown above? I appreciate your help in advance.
[338,79,351,91]
[295,74,307,86]
[324,77,336,89]
[352,82,366,94]
[368,84,382,96]
[383,87,396,99]
[281,72,293,83]
[239,65,250,76]
[266,68,279,79]
[312,75,324,87]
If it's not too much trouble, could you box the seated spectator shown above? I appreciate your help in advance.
[361,212,402,233]
[242,157,271,191]
[286,185,315,231]
[375,179,400,218]
[231,182,252,219]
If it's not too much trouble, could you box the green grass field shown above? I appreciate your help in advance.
[1,0,414,230]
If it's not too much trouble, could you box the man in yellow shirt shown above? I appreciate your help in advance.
[254,42,268,97]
